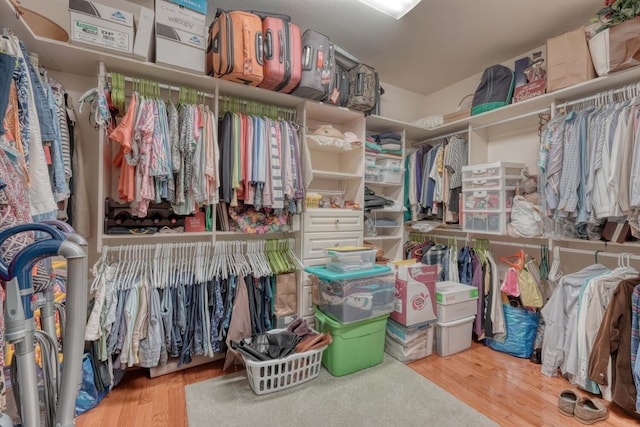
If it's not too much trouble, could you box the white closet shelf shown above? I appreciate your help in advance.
[101,232,214,242]
[364,235,402,241]
[304,208,363,213]
[365,181,402,188]
[408,66,640,139]
[366,115,429,140]
[311,170,362,180]
[305,137,361,154]
[216,231,297,237]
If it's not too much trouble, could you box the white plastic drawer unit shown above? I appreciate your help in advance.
[462,211,511,235]
[463,188,516,211]
[302,231,363,259]
[303,210,363,232]
[461,161,526,181]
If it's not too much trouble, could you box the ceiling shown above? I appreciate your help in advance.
[22,0,605,96]
[203,0,603,96]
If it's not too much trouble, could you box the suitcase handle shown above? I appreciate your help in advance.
[256,32,264,66]
[278,29,284,64]
[356,72,364,95]
[302,45,313,71]
[264,29,273,60]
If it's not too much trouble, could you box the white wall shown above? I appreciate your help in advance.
[378,81,428,122]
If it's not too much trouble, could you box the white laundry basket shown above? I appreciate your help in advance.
[241,331,327,395]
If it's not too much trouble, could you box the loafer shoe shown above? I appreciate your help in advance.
[574,398,608,424]
[558,390,581,417]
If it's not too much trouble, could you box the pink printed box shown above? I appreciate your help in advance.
[389,262,438,327]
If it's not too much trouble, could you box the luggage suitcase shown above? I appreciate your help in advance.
[291,30,335,100]
[323,63,350,106]
[207,10,264,86]
[253,13,302,93]
[346,63,377,112]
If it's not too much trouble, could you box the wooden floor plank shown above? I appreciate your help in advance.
[76,343,640,426]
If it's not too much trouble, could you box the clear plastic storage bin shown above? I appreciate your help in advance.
[305,265,396,324]
[380,167,402,184]
[324,247,378,273]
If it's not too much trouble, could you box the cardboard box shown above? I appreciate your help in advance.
[167,0,207,15]
[512,78,546,103]
[69,0,135,54]
[389,262,438,327]
[155,23,206,73]
[133,6,154,62]
[443,108,471,124]
[155,0,207,37]
[546,26,597,92]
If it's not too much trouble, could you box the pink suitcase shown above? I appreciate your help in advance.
[256,14,302,93]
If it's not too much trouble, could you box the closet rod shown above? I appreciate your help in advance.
[413,129,468,146]
[471,107,549,131]
[218,95,297,116]
[107,73,216,100]
[560,82,640,109]
[557,247,640,261]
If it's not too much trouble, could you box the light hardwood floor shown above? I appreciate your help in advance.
[76,342,639,427]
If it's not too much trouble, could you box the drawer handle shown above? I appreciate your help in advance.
[335,242,339,247]
[334,219,340,224]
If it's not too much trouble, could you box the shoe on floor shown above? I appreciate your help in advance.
[574,398,608,424]
[558,389,582,417]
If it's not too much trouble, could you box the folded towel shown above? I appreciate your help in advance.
[375,131,401,141]
[365,141,382,152]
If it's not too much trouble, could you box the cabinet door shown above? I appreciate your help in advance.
[302,231,363,259]
[303,210,363,232]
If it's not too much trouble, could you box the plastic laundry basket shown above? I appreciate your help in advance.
[241,330,327,395]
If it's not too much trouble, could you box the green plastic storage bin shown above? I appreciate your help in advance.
[314,307,389,377]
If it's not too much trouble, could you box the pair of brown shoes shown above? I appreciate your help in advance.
[558,390,609,424]
[295,332,333,353]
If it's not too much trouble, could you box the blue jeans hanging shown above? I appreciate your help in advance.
[0,52,15,136]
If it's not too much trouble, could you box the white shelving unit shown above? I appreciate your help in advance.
[364,116,409,261]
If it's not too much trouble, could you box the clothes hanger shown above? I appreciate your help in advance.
[499,249,526,270]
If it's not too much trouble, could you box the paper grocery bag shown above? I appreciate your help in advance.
[275,272,297,318]
[546,26,596,92]
[589,16,640,76]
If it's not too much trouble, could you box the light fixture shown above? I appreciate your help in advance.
[357,0,422,19]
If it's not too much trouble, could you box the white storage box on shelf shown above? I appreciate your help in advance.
[241,329,327,395]
[365,165,381,182]
[365,155,377,168]
[376,158,402,170]
[436,281,479,323]
[461,162,526,235]
[380,167,402,184]
[68,0,135,55]
[435,315,475,357]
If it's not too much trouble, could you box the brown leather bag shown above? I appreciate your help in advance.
[207,10,264,86]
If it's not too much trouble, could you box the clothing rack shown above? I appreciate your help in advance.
[218,95,298,122]
[556,247,640,262]
[110,74,216,100]
[560,81,640,110]
[413,129,468,147]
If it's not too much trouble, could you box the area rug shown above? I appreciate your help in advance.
[185,355,498,427]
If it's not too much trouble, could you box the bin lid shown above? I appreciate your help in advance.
[305,264,391,281]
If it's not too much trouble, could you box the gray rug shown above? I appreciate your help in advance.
[185,355,498,427]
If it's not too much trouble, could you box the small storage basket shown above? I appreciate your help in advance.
[242,337,327,395]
